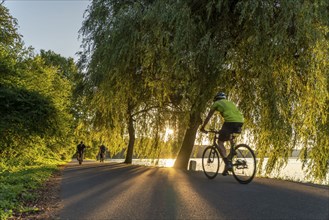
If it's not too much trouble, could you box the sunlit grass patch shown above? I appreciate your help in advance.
[0,159,64,219]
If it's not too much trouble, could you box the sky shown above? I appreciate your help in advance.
[4,0,91,60]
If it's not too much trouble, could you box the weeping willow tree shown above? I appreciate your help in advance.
[78,0,328,182]
[223,0,329,181]
[167,0,246,169]
[160,0,328,181]
[78,0,175,163]
[79,0,225,166]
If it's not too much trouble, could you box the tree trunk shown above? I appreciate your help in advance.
[174,110,202,169]
[124,107,135,164]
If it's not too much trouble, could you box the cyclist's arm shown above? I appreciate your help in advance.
[200,109,215,130]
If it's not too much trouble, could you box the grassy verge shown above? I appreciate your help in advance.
[0,159,66,220]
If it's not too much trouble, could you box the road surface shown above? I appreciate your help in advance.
[60,161,329,220]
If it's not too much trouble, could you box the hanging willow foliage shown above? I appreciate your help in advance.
[78,0,176,163]
[79,0,328,182]
[226,0,329,181]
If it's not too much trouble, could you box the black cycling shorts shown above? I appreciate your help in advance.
[218,122,243,141]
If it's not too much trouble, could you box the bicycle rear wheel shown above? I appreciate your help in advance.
[202,146,220,179]
[78,153,83,165]
[231,144,256,184]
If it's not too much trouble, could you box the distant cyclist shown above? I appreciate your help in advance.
[98,144,106,162]
[76,141,86,163]
[200,92,244,176]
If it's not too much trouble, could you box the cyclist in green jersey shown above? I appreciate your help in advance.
[200,92,244,175]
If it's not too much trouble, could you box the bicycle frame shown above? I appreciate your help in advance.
[208,130,236,160]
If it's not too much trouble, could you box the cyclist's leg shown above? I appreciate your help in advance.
[226,123,243,159]
[217,141,227,158]
[218,124,232,175]
[217,123,231,160]
[218,122,243,160]
[223,123,243,168]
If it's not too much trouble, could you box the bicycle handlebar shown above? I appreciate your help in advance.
[201,129,220,134]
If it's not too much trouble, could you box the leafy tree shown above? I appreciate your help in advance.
[79,0,171,163]
[0,4,24,83]
[0,86,57,153]
[0,5,77,162]
[159,0,328,180]
[40,49,77,80]
[78,0,328,182]
[0,5,22,51]
[222,0,329,181]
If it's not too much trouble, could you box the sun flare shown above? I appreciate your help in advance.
[164,159,175,167]
[164,128,174,142]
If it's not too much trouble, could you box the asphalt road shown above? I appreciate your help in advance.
[60,160,329,220]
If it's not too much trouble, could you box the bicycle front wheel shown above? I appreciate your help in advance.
[202,146,220,179]
[232,144,256,184]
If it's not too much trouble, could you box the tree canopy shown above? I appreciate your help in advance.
[0,4,78,164]
[0,0,327,184]
[78,0,328,182]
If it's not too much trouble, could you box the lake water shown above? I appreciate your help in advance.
[107,158,328,185]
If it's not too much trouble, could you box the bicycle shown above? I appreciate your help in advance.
[201,130,256,184]
[99,152,105,162]
[77,152,84,165]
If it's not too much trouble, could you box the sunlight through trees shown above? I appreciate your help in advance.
[77,0,328,182]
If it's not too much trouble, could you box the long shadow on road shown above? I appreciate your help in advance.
[61,161,163,219]
[184,170,329,220]
[61,162,148,200]
[60,161,329,220]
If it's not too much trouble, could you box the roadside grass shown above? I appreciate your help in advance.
[0,158,66,220]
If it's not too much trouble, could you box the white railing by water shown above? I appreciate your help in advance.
[107,158,328,185]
